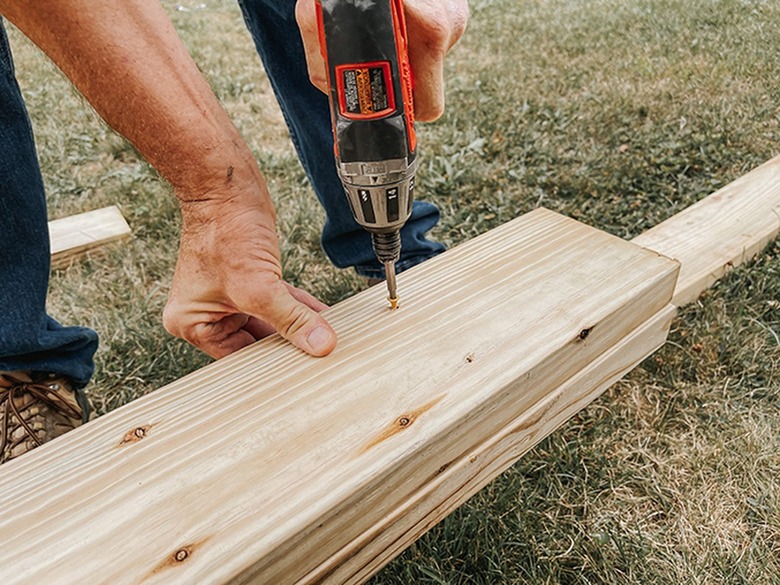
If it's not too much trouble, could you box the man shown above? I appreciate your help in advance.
[0,0,467,462]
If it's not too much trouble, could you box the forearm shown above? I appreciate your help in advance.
[0,1,337,358]
[0,0,264,205]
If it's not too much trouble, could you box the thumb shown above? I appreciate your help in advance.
[405,1,469,122]
[259,282,338,356]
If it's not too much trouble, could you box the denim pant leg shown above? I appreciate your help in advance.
[236,0,445,278]
[0,21,97,388]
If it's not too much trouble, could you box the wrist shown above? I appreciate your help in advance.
[176,159,277,231]
[173,140,263,199]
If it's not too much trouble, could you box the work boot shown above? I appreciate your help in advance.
[0,371,94,464]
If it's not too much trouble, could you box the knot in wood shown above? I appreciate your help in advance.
[174,549,189,562]
[119,424,152,446]
[578,327,592,341]
[398,416,411,427]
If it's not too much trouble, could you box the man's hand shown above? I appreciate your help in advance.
[295,0,469,122]
[163,179,337,359]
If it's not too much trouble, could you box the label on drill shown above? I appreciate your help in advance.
[337,61,395,119]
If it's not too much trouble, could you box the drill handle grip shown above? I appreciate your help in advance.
[316,0,416,164]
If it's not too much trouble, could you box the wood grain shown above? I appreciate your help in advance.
[633,154,780,305]
[49,205,131,269]
[0,208,677,585]
[305,306,676,585]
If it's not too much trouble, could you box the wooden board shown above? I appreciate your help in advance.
[0,208,678,585]
[309,306,676,584]
[49,205,131,268]
[632,154,780,305]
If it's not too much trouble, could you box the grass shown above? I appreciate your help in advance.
[7,0,780,582]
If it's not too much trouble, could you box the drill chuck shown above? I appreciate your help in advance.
[371,230,401,263]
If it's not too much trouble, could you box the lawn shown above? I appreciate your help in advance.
[7,0,780,582]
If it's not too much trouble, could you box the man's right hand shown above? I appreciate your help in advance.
[295,0,469,122]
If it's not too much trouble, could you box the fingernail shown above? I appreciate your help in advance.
[307,325,333,353]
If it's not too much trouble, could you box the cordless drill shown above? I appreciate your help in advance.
[316,0,418,309]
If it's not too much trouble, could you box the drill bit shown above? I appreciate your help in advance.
[385,260,399,310]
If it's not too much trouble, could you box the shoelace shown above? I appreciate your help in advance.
[0,381,83,461]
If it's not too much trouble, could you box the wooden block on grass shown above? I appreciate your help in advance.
[49,205,131,269]
[0,208,678,584]
[633,154,780,305]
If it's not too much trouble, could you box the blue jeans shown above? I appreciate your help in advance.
[0,2,443,386]
[0,21,98,387]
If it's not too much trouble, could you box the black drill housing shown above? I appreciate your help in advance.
[317,0,417,260]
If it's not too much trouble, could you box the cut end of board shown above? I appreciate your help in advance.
[49,205,131,269]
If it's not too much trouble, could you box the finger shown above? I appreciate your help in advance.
[295,0,328,93]
[243,284,330,342]
[243,316,277,340]
[251,282,337,356]
[406,14,450,122]
[189,313,256,359]
[284,281,329,312]
[405,1,469,121]
[408,45,446,122]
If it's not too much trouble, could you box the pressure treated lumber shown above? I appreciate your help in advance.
[633,154,780,305]
[49,205,131,268]
[309,306,676,585]
[0,208,678,585]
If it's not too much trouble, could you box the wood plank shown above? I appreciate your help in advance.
[632,154,780,305]
[49,205,131,269]
[306,306,676,584]
[0,208,678,585]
